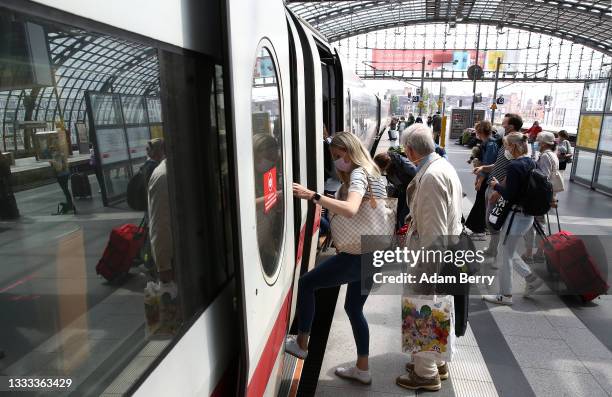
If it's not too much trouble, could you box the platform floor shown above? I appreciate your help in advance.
[315,137,612,396]
[0,174,151,395]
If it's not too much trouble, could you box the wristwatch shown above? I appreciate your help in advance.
[311,192,321,204]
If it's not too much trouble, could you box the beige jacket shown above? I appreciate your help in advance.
[148,159,173,273]
[406,153,463,249]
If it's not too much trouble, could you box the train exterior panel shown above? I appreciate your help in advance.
[7,1,387,396]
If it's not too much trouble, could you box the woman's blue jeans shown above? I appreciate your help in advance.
[297,252,372,356]
[497,211,535,295]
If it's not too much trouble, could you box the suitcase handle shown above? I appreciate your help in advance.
[534,219,554,250]
[545,202,561,235]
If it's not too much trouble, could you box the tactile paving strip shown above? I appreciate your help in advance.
[448,324,498,397]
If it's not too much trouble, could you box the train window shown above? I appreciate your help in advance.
[0,6,234,395]
[251,44,285,283]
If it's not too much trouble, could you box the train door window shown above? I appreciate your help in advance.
[251,43,285,283]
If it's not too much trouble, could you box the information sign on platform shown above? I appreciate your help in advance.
[97,128,130,164]
[126,126,151,160]
[577,115,602,150]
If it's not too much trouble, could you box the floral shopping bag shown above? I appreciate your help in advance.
[401,295,456,361]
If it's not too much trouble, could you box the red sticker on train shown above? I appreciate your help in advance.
[263,167,277,214]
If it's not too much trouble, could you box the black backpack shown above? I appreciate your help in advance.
[127,161,157,211]
[127,169,147,211]
[521,167,553,216]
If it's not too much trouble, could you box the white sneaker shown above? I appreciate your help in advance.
[335,366,372,385]
[524,277,544,297]
[482,294,513,305]
[284,335,307,359]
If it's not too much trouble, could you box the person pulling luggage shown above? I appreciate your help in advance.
[482,132,545,306]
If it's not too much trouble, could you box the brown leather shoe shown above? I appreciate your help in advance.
[405,362,449,380]
[396,371,441,391]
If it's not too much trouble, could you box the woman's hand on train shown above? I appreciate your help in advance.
[472,166,483,175]
[293,183,314,200]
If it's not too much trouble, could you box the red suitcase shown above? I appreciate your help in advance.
[96,223,146,281]
[537,225,609,302]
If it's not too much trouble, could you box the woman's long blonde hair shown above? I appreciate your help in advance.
[330,131,381,184]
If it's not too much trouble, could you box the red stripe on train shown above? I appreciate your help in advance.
[246,290,292,397]
[296,224,306,267]
[312,205,321,236]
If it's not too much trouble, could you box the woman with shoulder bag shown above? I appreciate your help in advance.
[557,130,572,171]
[286,132,390,385]
[482,133,544,306]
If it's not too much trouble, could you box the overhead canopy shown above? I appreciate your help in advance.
[0,12,159,152]
[287,0,612,56]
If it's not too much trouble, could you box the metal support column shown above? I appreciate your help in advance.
[419,56,425,116]
[491,57,501,123]
[470,22,482,126]
[439,66,444,112]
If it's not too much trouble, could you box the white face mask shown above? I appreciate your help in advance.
[334,157,352,172]
[504,149,514,160]
[405,147,426,165]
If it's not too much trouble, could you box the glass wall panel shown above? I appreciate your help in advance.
[607,79,612,113]
[595,155,612,191]
[574,149,596,182]
[581,80,608,113]
[599,115,612,154]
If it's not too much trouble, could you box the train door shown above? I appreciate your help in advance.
[289,15,325,275]
[286,11,308,333]
[319,47,344,135]
[224,1,296,395]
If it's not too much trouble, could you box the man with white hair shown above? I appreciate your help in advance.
[396,123,463,392]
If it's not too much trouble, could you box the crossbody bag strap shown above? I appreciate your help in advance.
[502,208,518,245]
[367,182,377,208]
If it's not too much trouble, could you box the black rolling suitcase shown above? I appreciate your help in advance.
[436,231,474,337]
[454,292,469,337]
[71,172,92,199]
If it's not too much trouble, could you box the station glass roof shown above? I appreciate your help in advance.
[287,0,612,56]
[0,19,158,151]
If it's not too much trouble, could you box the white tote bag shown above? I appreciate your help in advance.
[551,170,565,193]
[402,294,456,362]
[543,151,564,193]
[330,184,397,255]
